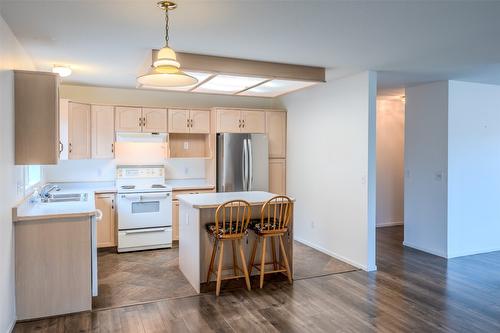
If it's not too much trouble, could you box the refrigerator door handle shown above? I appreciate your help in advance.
[247,138,253,191]
[242,139,248,191]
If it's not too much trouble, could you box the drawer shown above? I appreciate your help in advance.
[118,227,172,252]
[172,188,215,200]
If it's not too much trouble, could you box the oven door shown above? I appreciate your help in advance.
[117,191,172,230]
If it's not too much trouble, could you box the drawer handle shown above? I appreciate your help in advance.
[125,228,167,234]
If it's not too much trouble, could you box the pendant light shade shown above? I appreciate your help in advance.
[137,1,197,88]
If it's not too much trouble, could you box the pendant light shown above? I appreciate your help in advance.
[137,1,197,87]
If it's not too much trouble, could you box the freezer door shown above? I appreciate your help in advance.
[248,134,269,191]
[217,133,247,192]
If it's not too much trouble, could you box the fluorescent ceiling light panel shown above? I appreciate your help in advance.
[139,71,212,91]
[194,75,268,94]
[239,79,318,97]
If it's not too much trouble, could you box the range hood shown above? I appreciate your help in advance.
[116,132,167,143]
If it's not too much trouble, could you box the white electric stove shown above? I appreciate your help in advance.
[116,165,173,252]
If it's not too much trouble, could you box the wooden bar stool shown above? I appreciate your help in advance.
[205,200,252,296]
[248,195,293,288]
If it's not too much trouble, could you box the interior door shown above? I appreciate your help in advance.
[115,106,142,132]
[217,133,246,192]
[142,108,167,133]
[68,102,91,160]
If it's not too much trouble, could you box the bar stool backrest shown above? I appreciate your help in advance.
[260,195,293,234]
[215,200,252,238]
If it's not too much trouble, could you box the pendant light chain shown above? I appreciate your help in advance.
[164,8,170,47]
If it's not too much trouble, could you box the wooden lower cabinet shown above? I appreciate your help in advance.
[172,188,215,241]
[269,158,286,195]
[95,194,116,248]
[15,217,92,320]
[172,200,180,241]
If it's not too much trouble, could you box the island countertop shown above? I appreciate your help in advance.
[177,191,293,208]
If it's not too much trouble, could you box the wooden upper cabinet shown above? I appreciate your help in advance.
[15,70,60,165]
[189,110,210,134]
[68,102,91,160]
[241,110,265,133]
[269,158,286,195]
[168,109,190,133]
[169,109,210,134]
[266,111,286,158]
[142,108,167,133]
[115,106,141,132]
[216,109,243,133]
[91,105,115,159]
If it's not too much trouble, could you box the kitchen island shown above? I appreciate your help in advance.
[177,191,294,293]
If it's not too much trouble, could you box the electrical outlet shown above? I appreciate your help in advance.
[183,141,189,150]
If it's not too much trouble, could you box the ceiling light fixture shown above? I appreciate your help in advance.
[52,65,72,77]
[137,1,197,88]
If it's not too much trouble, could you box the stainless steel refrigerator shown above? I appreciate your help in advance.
[217,133,269,192]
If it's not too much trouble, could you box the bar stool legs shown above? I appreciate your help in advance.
[248,234,292,288]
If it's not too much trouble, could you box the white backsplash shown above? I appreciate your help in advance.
[43,143,207,182]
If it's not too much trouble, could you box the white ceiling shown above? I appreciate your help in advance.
[2,0,500,95]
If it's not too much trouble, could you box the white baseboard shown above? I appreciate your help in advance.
[8,316,16,333]
[295,237,377,272]
[403,241,447,258]
[448,246,500,259]
[376,221,403,228]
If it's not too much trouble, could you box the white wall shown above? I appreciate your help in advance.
[376,98,404,227]
[0,13,35,333]
[404,81,449,257]
[281,71,377,271]
[447,81,500,257]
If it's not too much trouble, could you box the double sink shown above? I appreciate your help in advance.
[41,192,88,203]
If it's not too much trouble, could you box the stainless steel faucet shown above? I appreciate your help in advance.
[39,184,60,198]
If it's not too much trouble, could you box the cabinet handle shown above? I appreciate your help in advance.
[59,141,64,154]
[189,119,193,127]
[111,199,114,209]
[242,119,245,128]
[111,143,114,153]
[238,119,242,128]
[143,117,146,127]
[69,143,72,153]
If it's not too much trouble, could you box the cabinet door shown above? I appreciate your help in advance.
[216,109,241,133]
[168,109,190,133]
[115,106,142,132]
[143,108,167,133]
[59,99,69,160]
[91,105,115,159]
[68,102,91,160]
[189,110,210,134]
[266,111,286,158]
[172,200,179,241]
[269,159,286,195]
[96,194,116,248]
[241,110,266,133]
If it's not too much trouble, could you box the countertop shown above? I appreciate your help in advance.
[166,179,215,191]
[13,179,214,222]
[177,191,292,209]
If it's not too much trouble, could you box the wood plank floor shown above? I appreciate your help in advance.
[14,226,500,332]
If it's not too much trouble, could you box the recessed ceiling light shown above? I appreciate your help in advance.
[194,75,268,94]
[238,79,317,97]
[52,65,72,77]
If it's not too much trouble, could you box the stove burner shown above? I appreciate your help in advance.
[151,184,166,188]
[121,185,136,190]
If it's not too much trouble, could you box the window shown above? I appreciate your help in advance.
[25,165,42,188]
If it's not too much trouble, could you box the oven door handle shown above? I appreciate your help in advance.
[120,193,170,200]
[124,227,167,234]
